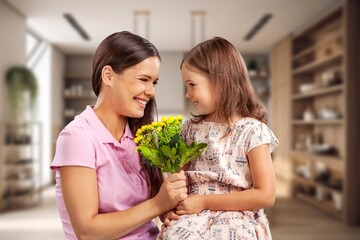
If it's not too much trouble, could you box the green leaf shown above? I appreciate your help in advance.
[160,145,176,161]
[169,133,180,148]
[139,147,161,166]
[178,141,187,155]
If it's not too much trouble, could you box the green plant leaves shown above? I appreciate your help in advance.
[135,116,207,173]
[5,66,38,120]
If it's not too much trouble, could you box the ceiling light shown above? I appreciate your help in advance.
[244,13,273,41]
[134,10,150,39]
[63,13,90,41]
[191,10,206,47]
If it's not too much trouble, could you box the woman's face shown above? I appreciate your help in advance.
[182,63,217,120]
[111,56,160,118]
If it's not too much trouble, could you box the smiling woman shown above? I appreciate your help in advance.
[50,31,188,240]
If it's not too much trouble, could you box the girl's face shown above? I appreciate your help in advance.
[182,63,217,120]
[111,56,160,118]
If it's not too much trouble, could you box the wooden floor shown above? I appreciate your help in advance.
[269,197,360,240]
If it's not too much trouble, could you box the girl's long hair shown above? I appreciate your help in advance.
[181,36,267,128]
[92,31,163,198]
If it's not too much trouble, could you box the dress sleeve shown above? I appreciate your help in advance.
[51,125,96,170]
[246,123,279,154]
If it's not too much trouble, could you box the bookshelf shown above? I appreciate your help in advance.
[0,122,42,211]
[290,1,360,225]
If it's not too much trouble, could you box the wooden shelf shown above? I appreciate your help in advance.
[292,31,342,61]
[292,84,343,99]
[291,151,344,169]
[64,74,94,126]
[292,51,343,75]
[0,122,42,212]
[290,6,346,222]
[269,2,359,223]
[296,193,342,220]
[294,176,342,194]
[292,119,344,125]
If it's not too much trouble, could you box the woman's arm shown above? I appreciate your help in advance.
[60,166,187,240]
[176,144,276,215]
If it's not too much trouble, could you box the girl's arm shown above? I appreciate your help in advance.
[176,144,276,215]
[60,166,187,240]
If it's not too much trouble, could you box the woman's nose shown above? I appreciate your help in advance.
[145,83,155,97]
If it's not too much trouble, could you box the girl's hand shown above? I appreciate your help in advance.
[154,171,188,213]
[158,210,180,239]
[162,210,180,227]
[176,195,206,215]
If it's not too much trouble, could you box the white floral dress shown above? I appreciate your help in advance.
[163,118,278,240]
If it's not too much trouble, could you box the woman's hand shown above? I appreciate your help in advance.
[176,195,206,215]
[154,171,188,213]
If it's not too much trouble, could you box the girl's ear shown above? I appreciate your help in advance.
[101,65,113,86]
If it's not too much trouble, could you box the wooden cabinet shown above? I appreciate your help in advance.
[63,75,96,126]
[270,36,292,197]
[0,122,42,211]
[290,1,360,225]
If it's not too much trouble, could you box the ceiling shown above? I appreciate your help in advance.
[6,0,340,55]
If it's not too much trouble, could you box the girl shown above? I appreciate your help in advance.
[162,37,278,240]
[51,31,187,240]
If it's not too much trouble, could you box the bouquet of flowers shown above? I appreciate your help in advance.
[134,116,207,173]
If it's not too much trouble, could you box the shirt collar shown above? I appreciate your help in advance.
[80,106,134,145]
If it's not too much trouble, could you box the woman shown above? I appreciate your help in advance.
[51,31,187,240]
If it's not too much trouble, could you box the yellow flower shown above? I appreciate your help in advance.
[161,116,167,122]
[176,116,183,121]
[167,116,175,123]
[134,136,142,144]
[136,129,142,136]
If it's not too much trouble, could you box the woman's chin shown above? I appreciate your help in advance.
[131,110,145,119]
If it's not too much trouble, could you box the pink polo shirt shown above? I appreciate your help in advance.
[51,106,159,240]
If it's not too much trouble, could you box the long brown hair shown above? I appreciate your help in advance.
[181,37,267,127]
[92,31,163,197]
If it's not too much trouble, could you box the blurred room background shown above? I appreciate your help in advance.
[0,0,359,239]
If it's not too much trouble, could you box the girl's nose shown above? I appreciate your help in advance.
[185,89,191,99]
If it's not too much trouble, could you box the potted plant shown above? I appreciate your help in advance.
[5,66,38,122]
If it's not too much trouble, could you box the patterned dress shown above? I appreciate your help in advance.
[163,117,278,240]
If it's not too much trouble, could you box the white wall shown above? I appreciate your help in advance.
[51,48,65,132]
[50,47,65,182]
[30,43,65,186]
[0,1,26,121]
[157,52,185,115]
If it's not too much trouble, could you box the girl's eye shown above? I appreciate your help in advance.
[153,81,158,86]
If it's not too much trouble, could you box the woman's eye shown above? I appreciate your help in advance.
[153,81,158,86]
